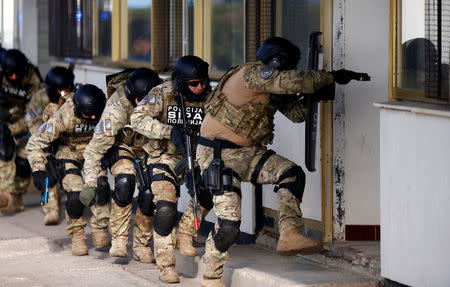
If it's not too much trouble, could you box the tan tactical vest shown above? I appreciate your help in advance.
[205,65,278,145]
[145,80,205,156]
[59,101,97,152]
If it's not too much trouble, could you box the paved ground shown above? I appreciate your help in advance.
[0,192,382,287]
[0,192,200,287]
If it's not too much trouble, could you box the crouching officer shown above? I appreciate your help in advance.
[82,68,162,263]
[131,55,213,283]
[0,49,42,213]
[196,36,357,287]
[25,84,110,256]
[25,66,75,225]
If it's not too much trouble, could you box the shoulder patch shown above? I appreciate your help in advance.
[148,94,156,105]
[95,121,104,134]
[38,122,47,133]
[260,66,274,79]
[105,119,112,130]
[35,106,43,115]
[137,95,148,106]
[46,123,54,134]
[25,109,36,122]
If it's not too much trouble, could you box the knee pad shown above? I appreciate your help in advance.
[96,176,110,205]
[15,156,31,178]
[213,218,241,253]
[138,188,155,216]
[66,192,85,219]
[154,200,178,236]
[113,174,135,207]
[198,187,213,210]
[274,165,306,202]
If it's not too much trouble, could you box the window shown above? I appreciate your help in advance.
[393,0,450,104]
[274,0,321,69]
[95,0,112,58]
[49,0,93,59]
[202,0,245,72]
[121,0,152,62]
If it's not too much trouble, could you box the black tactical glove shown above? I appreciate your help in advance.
[331,69,355,85]
[170,126,186,153]
[314,83,336,102]
[32,170,47,194]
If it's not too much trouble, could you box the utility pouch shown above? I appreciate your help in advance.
[45,155,60,187]
[203,158,224,195]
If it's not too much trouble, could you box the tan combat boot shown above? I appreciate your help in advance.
[176,232,196,257]
[44,210,60,225]
[72,229,88,256]
[276,226,322,256]
[159,265,180,284]
[109,236,128,257]
[10,194,24,212]
[133,245,155,263]
[0,192,10,213]
[92,228,111,248]
[202,277,226,287]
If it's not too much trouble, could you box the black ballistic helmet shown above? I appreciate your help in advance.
[125,68,162,106]
[0,49,29,84]
[73,84,106,122]
[45,67,75,103]
[172,55,209,102]
[256,37,301,70]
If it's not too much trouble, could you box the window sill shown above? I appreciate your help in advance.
[374,100,450,118]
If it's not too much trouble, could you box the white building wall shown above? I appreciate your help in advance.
[378,104,450,287]
[18,0,38,65]
[341,0,390,225]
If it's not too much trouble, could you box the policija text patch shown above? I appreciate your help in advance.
[167,105,204,126]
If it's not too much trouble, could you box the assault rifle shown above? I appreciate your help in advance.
[175,92,199,231]
[305,32,370,172]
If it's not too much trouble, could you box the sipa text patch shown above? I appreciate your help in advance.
[167,105,204,126]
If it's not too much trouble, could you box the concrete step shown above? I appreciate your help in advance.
[176,244,382,287]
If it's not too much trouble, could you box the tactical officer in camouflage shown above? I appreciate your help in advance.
[25,66,75,225]
[25,84,110,256]
[0,49,42,214]
[131,56,213,284]
[196,37,356,287]
[81,68,162,263]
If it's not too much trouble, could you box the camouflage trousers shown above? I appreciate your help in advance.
[56,145,110,236]
[42,182,64,216]
[147,153,182,267]
[108,145,152,248]
[196,143,304,279]
[148,152,212,267]
[0,137,31,197]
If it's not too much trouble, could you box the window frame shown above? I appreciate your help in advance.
[390,0,450,105]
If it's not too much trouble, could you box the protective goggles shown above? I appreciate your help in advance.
[187,79,207,87]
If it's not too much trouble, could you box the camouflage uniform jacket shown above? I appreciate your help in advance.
[25,96,96,172]
[83,83,147,187]
[202,61,334,146]
[131,79,208,158]
[1,66,42,136]
[24,87,51,134]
